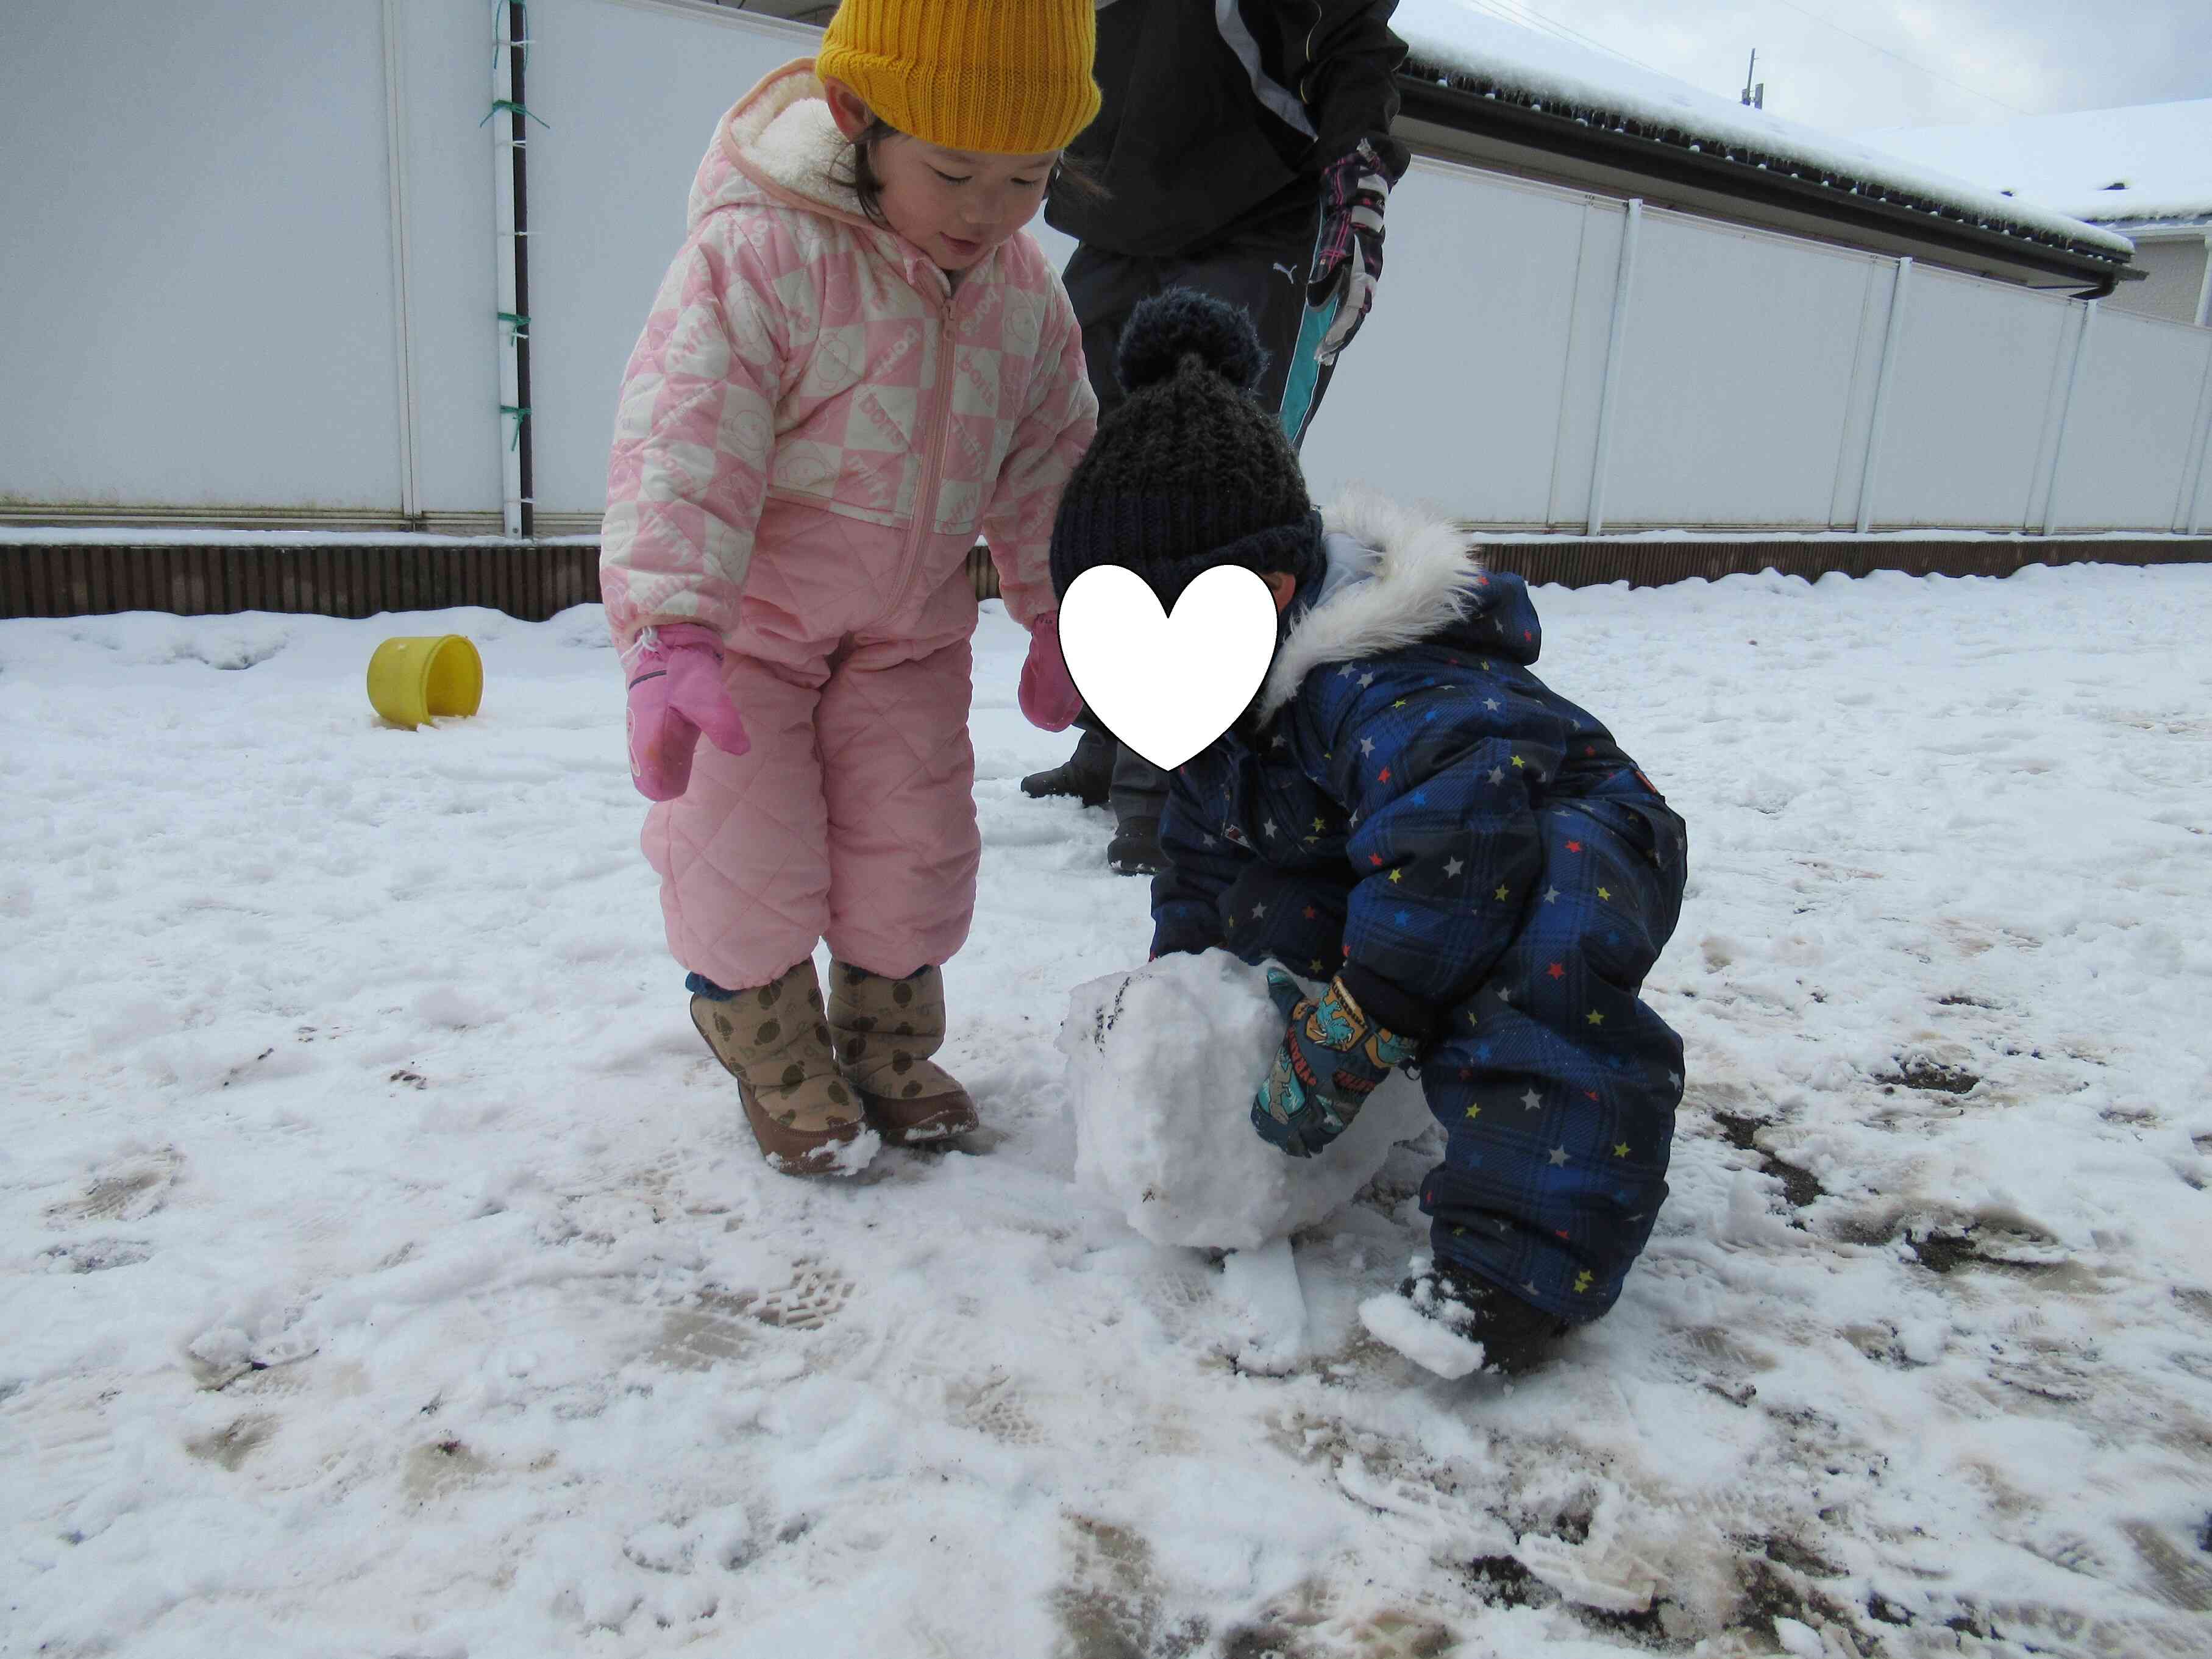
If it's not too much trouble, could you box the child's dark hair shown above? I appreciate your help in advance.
[833,120,1108,230]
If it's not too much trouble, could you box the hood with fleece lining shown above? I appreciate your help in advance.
[688,60,976,291]
[1256,486,1517,721]
[691,61,870,232]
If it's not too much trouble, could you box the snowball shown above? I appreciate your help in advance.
[1897,1317,1949,1366]
[1357,1292,1485,1380]
[185,1324,254,1371]
[1057,951,1432,1251]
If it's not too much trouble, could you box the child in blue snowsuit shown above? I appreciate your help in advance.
[1047,290,1688,1376]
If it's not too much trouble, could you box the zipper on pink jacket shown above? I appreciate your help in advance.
[884,277,966,621]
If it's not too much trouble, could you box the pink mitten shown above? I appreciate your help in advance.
[624,623,750,801]
[1018,611,1084,732]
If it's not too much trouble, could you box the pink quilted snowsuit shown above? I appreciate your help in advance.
[601,63,1096,991]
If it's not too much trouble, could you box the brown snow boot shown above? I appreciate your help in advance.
[691,960,874,1176]
[827,962,980,1145]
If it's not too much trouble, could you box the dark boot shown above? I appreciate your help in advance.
[1106,815,1167,876]
[1106,742,1170,876]
[1021,727,1112,808]
[1361,1255,1570,1378]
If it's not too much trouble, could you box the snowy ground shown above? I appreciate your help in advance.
[5,564,2212,1658]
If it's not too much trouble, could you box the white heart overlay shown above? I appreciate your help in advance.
[1058,564,1278,772]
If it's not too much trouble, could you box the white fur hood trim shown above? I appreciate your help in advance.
[691,60,869,233]
[1256,486,1490,721]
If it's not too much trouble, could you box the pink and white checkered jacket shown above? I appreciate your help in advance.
[599,60,1097,653]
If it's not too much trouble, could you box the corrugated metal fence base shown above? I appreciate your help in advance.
[4,537,2208,623]
[1470,537,2212,588]
[0,542,599,622]
[967,536,2212,599]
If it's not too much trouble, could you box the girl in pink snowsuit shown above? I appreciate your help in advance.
[600,1,1097,1176]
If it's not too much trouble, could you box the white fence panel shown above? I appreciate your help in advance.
[523,0,820,517]
[1303,163,1595,526]
[0,0,404,513]
[389,0,505,523]
[1603,213,1875,528]
[1542,201,1634,531]
[2194,388,2212,534]
[5,0,2210,537]
[1828,257,1907,530]
[0,0,405,513]
[1872,269,2073,530]
[2051,308,2212,531]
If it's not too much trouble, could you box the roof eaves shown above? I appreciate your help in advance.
[1396,55,2132,282]
[2083,211,2212,234]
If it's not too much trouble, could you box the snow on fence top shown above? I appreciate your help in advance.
[1855,98,2212,227]
[1391,0,2135,259]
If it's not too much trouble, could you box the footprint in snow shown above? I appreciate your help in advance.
[951,1373,1047,1448]
[652,1288,757,1372]
[742,1259,852,1330]
[37,1237,153,1273]
[185,1414,279,1472]
[1053,1516,1201,1659]
[404,1437,496,1504]
[653,1260,854,1371]
[2121,1519,2212,1614]
[44,1147,183,1226]
[1221,1577,1453,1658]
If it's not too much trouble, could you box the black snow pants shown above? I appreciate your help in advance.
[1061,188,1349,825]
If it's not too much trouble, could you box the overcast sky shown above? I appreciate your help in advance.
[1440,0,2212,132]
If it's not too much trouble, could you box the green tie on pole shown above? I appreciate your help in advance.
[479,98,550,129]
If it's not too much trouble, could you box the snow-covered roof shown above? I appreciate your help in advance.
[1390,0,2133,260]
[1855,98,2212,228]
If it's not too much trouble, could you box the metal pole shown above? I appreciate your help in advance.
[2039,297,2095,536]
[508,1,535,540]
[2172,334,2212,533]
[1585,197,1643,538]
[1855,256,1911,535]
[491,12,520,535]
[381,0,421,524]
[2192,418,2212,535]
[2186,352,2212,536]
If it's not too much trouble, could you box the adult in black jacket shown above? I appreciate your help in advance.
[1022,0,1412,876]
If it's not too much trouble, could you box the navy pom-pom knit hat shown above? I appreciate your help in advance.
[1049,289,1325,610]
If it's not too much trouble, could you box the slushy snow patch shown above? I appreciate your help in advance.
[1058,950,1431,1251]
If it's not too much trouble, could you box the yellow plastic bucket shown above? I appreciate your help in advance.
[366,634,483,730]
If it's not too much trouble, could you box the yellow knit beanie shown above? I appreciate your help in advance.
[814,0,1100,155]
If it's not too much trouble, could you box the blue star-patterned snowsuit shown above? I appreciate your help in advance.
[1149,503,1687,1321]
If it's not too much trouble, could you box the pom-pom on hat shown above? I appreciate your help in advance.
[815,0,1101,156]
[1050,290,1323,611]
